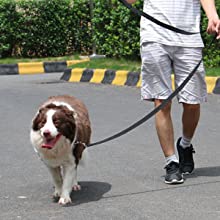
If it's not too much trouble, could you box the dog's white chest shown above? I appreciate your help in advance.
[33,135,74,167]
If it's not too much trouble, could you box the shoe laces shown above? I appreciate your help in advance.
[183,146,195,163]
[165,162,179,173]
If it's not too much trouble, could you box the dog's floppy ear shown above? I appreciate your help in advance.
[52,106,77,142]
[32,107,46,131]
[32,113,40,131]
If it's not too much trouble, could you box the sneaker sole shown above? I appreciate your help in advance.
[182,170,194,175]
[164,178,184,184]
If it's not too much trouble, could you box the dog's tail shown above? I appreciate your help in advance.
[79,148,89,167]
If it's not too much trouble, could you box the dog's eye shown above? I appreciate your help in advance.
[53,118,60,127]
[39,118,46,128]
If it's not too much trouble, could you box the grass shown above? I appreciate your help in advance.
[0,54,80,64]
[205,67,220,76]
[0,55,220,76]
[71,57,141,72]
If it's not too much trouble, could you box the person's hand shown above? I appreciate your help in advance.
[207,16,220,39]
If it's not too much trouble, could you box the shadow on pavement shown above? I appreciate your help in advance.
[70,181,112,206]
[98,166,220,201]
[187,166,220,178]
[50,166,220,206]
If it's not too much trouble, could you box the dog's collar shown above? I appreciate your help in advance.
[74,141,87,148]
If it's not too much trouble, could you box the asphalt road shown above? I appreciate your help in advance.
[1,73,220,220]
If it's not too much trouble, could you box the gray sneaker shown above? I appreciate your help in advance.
[164,161,184,184]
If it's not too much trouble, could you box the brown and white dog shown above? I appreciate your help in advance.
[30,95,91,205]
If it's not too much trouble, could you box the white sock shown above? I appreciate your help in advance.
[180,136,192,149]
[165,154,178,165]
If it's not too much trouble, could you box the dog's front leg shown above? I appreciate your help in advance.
[58,163,76,205]
[48,166,63,199]
[72,166,81,191]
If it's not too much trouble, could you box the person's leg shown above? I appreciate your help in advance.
[176,103,200,174]
[141,43,184,184]
[154,100,175,157]
[154,99,183,184]
[182,103,200,140]
[174,47,206,174]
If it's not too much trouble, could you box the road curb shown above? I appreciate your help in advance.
[61,68,220,94]
[0,59,89,75]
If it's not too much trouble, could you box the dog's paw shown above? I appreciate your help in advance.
[58,196,72,205]
[53,188,61,198]
[72,184,81,191]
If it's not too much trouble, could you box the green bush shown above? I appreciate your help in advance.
[0,0,19,57]
[68,0,92,55]
[16,0,75,57]
[92,0,141,58]
[16,0,92,57]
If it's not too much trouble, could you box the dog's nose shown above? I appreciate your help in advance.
[43,130,51,138]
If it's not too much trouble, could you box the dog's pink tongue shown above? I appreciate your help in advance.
[41,134,61,149]
[41,143,53,149]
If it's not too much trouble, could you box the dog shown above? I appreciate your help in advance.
[30,95,91,205]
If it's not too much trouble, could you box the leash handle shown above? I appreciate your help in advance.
[118,0,200,35]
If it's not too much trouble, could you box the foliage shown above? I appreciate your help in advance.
[68,0,92,55]
[0,0,19,57]
[16,0,74,57]
[92,0,141,58]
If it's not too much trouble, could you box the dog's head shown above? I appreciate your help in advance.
[31,103,77,150]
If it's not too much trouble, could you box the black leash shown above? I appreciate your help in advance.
[87,2,217,148]
[118,0,199,35]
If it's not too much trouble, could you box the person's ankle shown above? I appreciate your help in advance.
[165,154,178,165]
[180,136,192,149]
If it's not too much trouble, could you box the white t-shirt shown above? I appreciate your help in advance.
[140,0,204,47]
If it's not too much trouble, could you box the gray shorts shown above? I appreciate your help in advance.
[140,42,207,104]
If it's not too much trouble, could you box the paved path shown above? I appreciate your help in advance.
[0,73,220,220]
